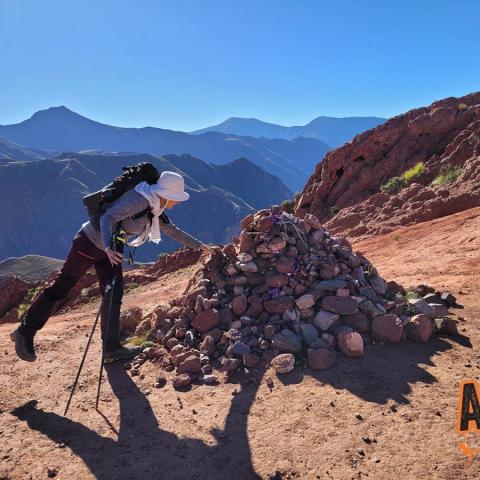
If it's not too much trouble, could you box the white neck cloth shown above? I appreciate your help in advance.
[128,182,166,246]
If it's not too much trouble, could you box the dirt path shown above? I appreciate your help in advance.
[1,208,479,480]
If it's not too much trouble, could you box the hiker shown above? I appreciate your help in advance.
[11,170,212,363]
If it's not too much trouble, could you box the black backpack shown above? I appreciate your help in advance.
[82,162,170,230]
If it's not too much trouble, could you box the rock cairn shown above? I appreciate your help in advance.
[131,207,458,386]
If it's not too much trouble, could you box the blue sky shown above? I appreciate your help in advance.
[1,0,479,131]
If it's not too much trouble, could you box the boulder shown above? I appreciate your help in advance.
[272,353,295,373]
[192,309,220,333]
[313,310,339,331]
[405,314,434,342]
[272,329,302,352]
[337,330,364,357]
[371,314,404,343]
[119,306,143,333]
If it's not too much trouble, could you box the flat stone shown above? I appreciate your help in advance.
[272,329,302,352]
[229,341,251,357]
[314,279,347,291]
[220,357,241,372]
[429,303,449,318]
[370,275,387,294]
[300,323,319,345]
[423,293,443,304]
[371,314,404,343]
[313,309,340,331]
[359,300,384,319]
[440,291,457,307]
[408,298,434,317]
[295,294,315,310]
[264,295,295,314]
[265,273,289,288]
[272,353,295,373]
[238,261,258,273]
[172,374,192,389]
[405,314,434,342]
[321,296,358,315]
[307,348,336,370]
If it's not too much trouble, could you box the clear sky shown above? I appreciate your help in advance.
[1,0,479,131]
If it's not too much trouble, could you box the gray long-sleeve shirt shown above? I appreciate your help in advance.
[82,189,203,251]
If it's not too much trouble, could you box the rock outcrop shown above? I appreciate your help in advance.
[0,275,28,324]
[295,92,480,239]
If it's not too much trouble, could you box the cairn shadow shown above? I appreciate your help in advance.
[11,362,264,480]
[279,334,468,404]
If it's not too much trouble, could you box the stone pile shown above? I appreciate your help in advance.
[132,207,458,386]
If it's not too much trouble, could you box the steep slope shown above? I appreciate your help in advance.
[0,153,291,261]
[296,92,480,239]
[0,107,330,190]
[191,115,386,146]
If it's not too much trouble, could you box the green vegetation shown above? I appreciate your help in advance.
[330,205,340,217]
[457,103,468,112]
[380,176,408,194]
[405,290,421,301]
[380,162,427,194]
[402,162,426,182]
[431,164,462,186]
[126,332,152,348]
[126,282,139,291]
[281,199,295,214]
[16,286,42,320]
[392,234,400,242]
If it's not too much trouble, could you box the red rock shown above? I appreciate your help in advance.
[276,256,296,274]
[246,295,263,317]
[371,314,404,343]
[172,374,192,389]
[239,231,255,253]
[272,353,295,373]
[296,92,480,239]
[177,354,202,374]
[342,312,371,333]
[321,296,358,315]
[265,273,289,288]
[405,314,434,342]
[232,294,248,315]
[0,275,29,320]
[337,330,364,357]
[243,352,260,368]
[199,335,216,355]
[119,306,143,333]
[307,348,336,370]
[192,309,220,333]
[264,296,295,314]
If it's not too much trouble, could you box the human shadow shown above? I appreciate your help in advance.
[10,332,470,478]
[11,362,263,480]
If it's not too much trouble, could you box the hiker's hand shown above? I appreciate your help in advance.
[105,247,123,266]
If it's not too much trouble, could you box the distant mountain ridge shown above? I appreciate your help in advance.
[0,152,292,261]
[191,115,386,147]
[0,107,330,190]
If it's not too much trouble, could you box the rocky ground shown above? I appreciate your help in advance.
[1,207,479,480]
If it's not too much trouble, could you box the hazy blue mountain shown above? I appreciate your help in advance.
[191,115,386,147]
[0,107,330,190]
[0,152,292,261]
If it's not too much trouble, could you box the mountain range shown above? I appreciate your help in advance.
[0,107,331,191]
[0,152,291,261]
[191,115,386,147]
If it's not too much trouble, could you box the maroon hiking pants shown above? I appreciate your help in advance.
[21,230,123,351]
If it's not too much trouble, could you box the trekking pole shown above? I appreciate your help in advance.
[64,297,105,416]
[95,227,126,411]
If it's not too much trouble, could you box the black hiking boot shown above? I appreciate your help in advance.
[10,326,37,362]
[104,345,142,364]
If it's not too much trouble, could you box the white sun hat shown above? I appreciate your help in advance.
[151,171,190,201]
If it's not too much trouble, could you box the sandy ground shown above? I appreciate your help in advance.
[1,207,479,480]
